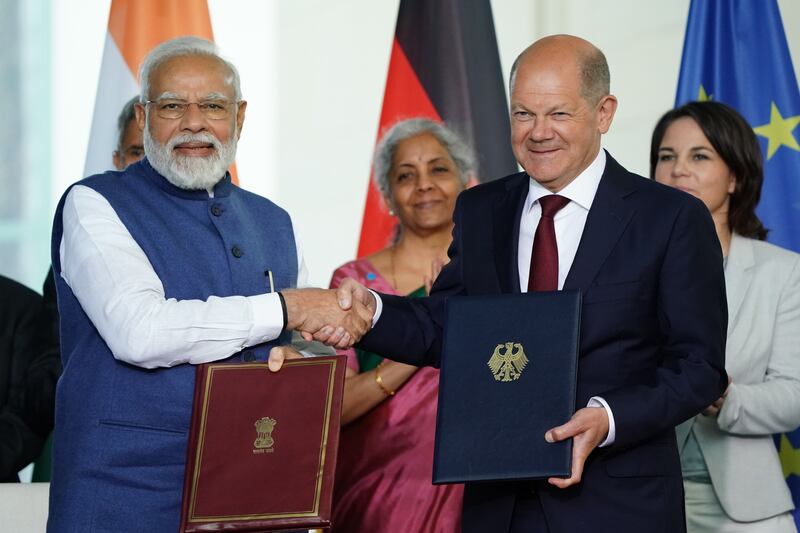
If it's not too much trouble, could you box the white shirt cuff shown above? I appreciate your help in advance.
[248,292,285,344]
[368,289,383,325]
[588,396,615,447]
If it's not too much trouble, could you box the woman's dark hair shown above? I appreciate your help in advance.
[650,101,767,240]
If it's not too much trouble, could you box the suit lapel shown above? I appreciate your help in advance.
[492,173,528,294]
[564,154,636,290]
[724,233,755,336]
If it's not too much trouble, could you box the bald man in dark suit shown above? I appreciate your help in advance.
[309,35,727,533]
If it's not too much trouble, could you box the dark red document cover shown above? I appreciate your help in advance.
[180,355,346,532]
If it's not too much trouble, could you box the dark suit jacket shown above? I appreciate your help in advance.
[0,273,60,481]
[358,153,728,533]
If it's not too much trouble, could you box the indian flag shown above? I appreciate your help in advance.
[83,0,216,177]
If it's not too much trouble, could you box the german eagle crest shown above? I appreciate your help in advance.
[487,342,529,382]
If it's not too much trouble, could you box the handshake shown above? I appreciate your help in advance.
[281,278,375,350]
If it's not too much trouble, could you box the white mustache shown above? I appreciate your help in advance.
[167,133,221,152]
[144,121,237,191]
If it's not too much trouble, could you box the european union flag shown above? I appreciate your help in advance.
[676,0,800,527]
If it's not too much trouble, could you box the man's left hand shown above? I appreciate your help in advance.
[544,406,609,489]
[267,345,304,372]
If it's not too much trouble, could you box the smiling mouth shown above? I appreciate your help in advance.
[414,200,443,209]
[529,148,560,156]
[174,142,215,155]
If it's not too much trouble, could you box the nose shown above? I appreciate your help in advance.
[179,102,208,132]
[529,117,553,142]
[416,171,434,191]
[670,155,690,178]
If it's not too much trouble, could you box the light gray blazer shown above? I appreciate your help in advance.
[676,232,800,522]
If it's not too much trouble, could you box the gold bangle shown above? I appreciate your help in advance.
[374,362,395,397]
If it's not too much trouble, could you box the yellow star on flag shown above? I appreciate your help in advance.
[779,433,800,479]
[698,85,712,101]
[753,102,800,159]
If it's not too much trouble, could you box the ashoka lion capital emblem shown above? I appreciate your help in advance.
[254,416,277,450]
[487,342,529,382]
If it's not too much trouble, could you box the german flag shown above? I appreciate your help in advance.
[357,0,518,258]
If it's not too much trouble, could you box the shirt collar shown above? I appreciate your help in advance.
[524,148,606,213]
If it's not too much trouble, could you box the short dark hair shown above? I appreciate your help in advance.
[650,101,767,240]
[116,96,139,151]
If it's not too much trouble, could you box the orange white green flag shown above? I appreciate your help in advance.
[83,0,215,177]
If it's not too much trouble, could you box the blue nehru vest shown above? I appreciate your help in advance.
[47,158,296,533]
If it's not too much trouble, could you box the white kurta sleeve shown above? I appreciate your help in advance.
[59,185,301,369]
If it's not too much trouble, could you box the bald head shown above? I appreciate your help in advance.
[510,35,610,105]
[507,34,617,192]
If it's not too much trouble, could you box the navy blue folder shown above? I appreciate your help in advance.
[433,290,581,484]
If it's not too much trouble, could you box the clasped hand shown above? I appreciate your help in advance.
[281,278,375,351]
[702,376,732,417]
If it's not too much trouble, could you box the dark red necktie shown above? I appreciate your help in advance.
[528,195,570,292]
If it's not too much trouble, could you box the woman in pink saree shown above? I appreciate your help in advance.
[330,119,475,533]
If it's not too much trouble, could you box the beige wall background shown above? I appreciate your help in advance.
[51,0,800,288]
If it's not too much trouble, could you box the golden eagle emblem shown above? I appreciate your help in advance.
[487,342,529,382]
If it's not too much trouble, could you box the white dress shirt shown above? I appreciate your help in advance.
[518,149,615,447]
[58,184,307,369]
[517,149,606,292]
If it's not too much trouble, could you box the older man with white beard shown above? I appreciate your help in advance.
[47,37,368,533]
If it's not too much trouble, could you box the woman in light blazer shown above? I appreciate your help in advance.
[651,101,800,532]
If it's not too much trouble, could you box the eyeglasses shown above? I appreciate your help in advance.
[145,99,237,120]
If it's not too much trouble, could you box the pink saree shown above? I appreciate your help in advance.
[329,259,463,533]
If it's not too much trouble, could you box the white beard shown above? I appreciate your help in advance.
[144,121,237,191]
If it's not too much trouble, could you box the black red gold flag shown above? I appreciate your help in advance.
[357,0,517,257]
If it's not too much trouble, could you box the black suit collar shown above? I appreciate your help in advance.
[492,173,528,293]
[564,152,638,290]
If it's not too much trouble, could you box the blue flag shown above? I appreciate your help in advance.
[676,0,800,527]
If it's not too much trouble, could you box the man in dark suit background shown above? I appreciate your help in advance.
[303,34,729,532]
[0,274,59,482]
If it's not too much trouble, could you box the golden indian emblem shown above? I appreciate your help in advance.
[253,416,276,453]
[487,342,529,382]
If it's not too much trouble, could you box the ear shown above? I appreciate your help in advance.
[382,194,396,216]
[235,100,247,139]
[728,174,737,194]
[596,94,618,134]
[134,102,146,132]
[112,151,123,171]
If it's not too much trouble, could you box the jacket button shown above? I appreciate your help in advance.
[211,204,223,216]
[243,352,256,362]
[231,246,243,258]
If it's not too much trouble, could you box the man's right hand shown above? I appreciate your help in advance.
[281,288,374,349]
[308,278,378,348]
[336,278,377,315]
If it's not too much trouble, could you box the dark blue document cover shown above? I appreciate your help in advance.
[433,291,581,484]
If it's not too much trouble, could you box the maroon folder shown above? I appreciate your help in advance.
[180,355,346,532]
